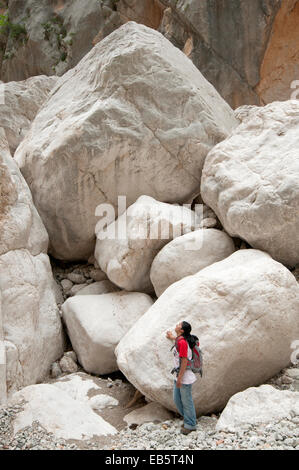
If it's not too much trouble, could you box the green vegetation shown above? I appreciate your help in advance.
[42,15,70,69]
[0,13,28,43]
[42,16,67,47]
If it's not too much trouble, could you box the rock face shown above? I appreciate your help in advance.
[0,75,57,155]
[62,292,154,375]
[201,100,299,268]
[216,385,299,432]
[0,0,113,81]
[116,249,299,415]
[95,196,198,293]
[150,228,235,296]
[15,21,237,261]
[159,0,281,108]
[256,0,299,105]
[9,384,117,440]
[2,1,298,110]
[0,129,64,398]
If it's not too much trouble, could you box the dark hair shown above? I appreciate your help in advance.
[181,321,198,349]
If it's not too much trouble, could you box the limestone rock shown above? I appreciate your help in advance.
[89,394,119,411]
[0,75,57,154]
[116,249,299,415]
[256,0,299,105]
[67,273,86,284]
[95,195,199,293]
[64,350,77,363]
[9,384,117,440]
[89,268,107,282]
[201,100,299,268]
[159,0,282,108]
[61,278,73,294]
[62,292,154,375]
[123,402,173,427]
[52,372,101,403]
[216,385,299,432]
[2,1,298,109]
[0,130,64,397]
[15,21,237,260]
[59,355,78,374]
[68,284,88,296]
[150,228,235,296]
[1,0,113,81]
[50,362,62,379]
[74,280,119,296]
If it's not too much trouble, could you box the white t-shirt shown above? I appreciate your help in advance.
[173,340,197,385]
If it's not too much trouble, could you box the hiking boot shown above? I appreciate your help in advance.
[180,427,195,435]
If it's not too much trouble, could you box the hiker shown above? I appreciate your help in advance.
[166,321,199,435]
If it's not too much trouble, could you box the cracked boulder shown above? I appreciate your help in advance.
[150,228,236,296]
[216,385,299,432]
[116,249,299,415]
[95,195,199,293]
[0,129,64,400]
[0,75,58,155]
[62,291,154,375]
[201,100,299,268]
[15,21,237,261]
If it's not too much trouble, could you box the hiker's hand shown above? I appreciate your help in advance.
[166,331,175,341]
[176,378,182,388]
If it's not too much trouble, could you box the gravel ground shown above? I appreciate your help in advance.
[1,363,298,451]
[1,405,298,450]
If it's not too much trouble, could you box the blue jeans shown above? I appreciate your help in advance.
[173,380,197,430]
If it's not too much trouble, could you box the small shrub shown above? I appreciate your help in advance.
[0,13,27,43]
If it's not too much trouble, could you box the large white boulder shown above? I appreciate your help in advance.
[0,75,58,155]
[0,129,64,397]
[116,249,299,415]
[15,21,237,261]
[95,195,198,293]
[62,292,154,375]
[216,385,299,432]
[9,384,117,440]
[201,100,299,268]
[150,228,235,296]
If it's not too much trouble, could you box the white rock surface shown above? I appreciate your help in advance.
[0,75,58,155]
[201,100,299,268]
[0,128,48,256]
[0,130,64,396]
[116,249,299,415]
[150,228,235,296]
[95,195,198,293]
[62,292,154,375]
[52,373,101,403]
[74,280,119,296]
[10,384,117,440]
[15,21,237,261]
[123,402,173,427]
[89,394,119,411]
[216,385,299,432]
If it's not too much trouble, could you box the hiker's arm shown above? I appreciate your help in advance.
[166,330,176,341]
[177,357,188,387]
